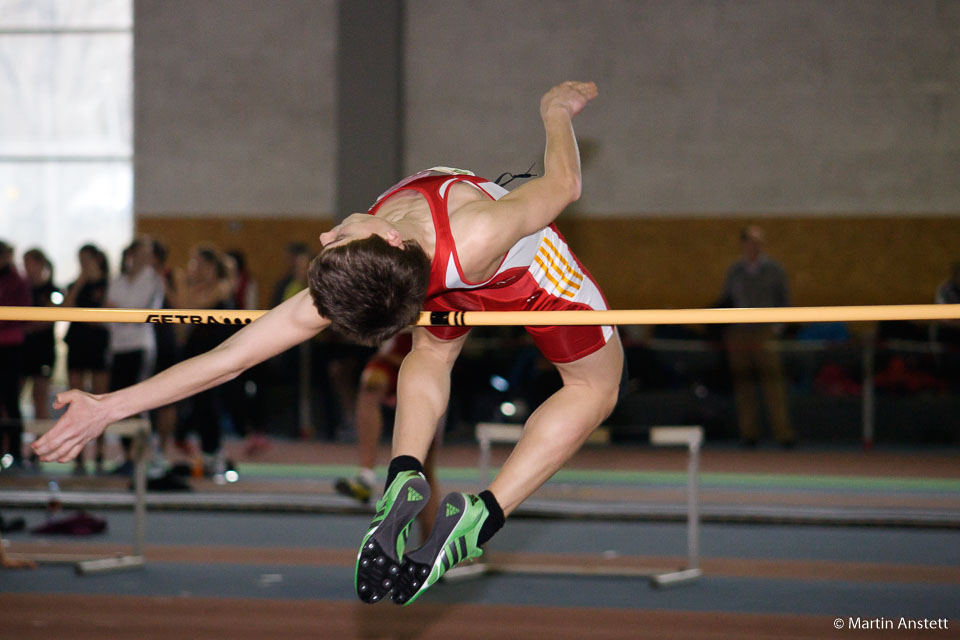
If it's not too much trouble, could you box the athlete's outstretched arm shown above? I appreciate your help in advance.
[33,289,329,462]
[454,81,597,264]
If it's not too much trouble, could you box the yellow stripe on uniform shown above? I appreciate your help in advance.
[542,237,584,281]
[533,255,578,298]
[536,247,583,293]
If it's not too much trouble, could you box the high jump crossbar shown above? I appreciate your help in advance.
[0,304,958,327]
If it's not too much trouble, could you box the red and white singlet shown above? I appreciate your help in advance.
[369,168,614,363]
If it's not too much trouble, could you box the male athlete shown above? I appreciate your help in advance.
[310,81,623,605]
[33,81,623,606]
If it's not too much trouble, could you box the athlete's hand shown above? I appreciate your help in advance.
[540,81,598,120]
[32,390,115,462]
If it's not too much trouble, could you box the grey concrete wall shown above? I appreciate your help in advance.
[135,0,337,215]
[404,0,960,215]
[336,1,404,218]
[134,0,960,217]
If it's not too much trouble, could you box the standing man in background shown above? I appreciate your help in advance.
[933,261,960,344]
[717,225,795,447]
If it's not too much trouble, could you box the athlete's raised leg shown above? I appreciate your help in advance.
[490,332,623,514]
[392,332,623,605]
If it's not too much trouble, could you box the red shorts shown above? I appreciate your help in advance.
[425,272,615,364]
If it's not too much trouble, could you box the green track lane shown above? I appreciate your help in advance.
[39,461,960,493]
[229,463,960,493]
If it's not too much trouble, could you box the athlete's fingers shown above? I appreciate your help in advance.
[52,430,86,462]
[35,389,96,457]
[58,441,86,464]
[33,425,66,457]
[33,414,74,453]
[52,389,83,410]
[39,431,75,462]
[35,418,84,460]
[574,82,598,100]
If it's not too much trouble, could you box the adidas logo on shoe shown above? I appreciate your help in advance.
[407,487,424,502]
[445,503,461,517]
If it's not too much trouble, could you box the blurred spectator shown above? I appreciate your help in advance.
[22,248,59,424]
[63,244,111,473]
[0,240,30,467]
[106,238,165,474]
[717,226,795,447]
[932,261,960,346]
[149,240,179,467]
[226,249,259,310]
[169,245,235,476]
[315,332,375,440]
[335,332,414,501]
[271,242,311,307]
[932,261,960,394]
[264,241,368,440]
[224,249,266,454]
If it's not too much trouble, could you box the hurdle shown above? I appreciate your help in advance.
[474,422,704,588]
[10,418,150,575]
[648,426,703,587]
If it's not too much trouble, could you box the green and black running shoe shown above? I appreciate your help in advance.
[392,492,487,605]
[354,470,430,603]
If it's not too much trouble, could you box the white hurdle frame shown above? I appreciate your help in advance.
[648,426,703,587]
[474,422,703,588]
[12,418,150,575]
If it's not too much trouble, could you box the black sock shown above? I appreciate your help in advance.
[476,490,505,546]
[384,455,424,492]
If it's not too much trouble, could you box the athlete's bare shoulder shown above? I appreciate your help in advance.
[447,182,507,281]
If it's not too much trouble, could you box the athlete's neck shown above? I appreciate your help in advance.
[376,194,436,259]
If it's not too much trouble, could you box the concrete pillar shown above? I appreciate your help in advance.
[336,0,404,220]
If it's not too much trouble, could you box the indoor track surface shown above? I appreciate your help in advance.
[1,441,958,639]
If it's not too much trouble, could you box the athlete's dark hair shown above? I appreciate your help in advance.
[308,235,430,346]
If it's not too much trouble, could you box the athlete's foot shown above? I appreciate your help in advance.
[392,492,487,606]
[335,476,372,503]
[354,470,430,604]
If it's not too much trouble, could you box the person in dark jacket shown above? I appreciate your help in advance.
[63,244,111,473]
[0,240,31,466]
[22,248,60,427]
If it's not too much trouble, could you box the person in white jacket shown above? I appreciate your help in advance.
[105,238,165,474]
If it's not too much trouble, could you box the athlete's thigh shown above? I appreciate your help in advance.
[552,329,624,389]
[410,326,470,366]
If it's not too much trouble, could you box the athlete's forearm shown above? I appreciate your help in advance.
[34,290,327,463]
[103,289,328,423]
[541,109,582,202]
[101,343,244,423]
